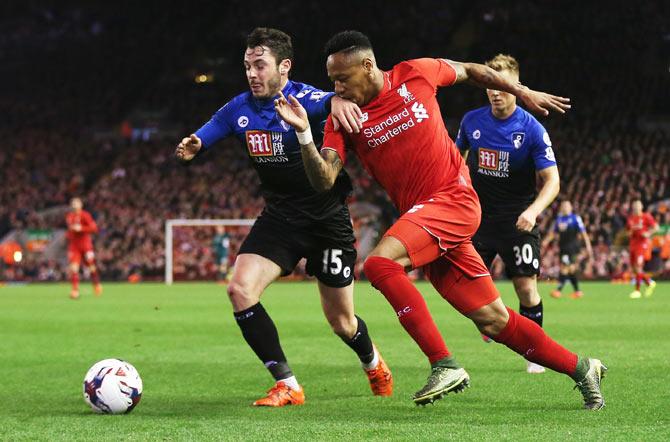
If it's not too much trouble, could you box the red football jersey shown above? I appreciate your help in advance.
[627,212,657,245]
[323,58,465,213]
[65,209,98,250]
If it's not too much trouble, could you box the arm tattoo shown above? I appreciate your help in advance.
[465,63,524,95]
[445,60,468,83]
[300,143,342,192]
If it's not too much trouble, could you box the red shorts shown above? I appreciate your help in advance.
[385,188,497,313]
[68,247,95,265]
[385,189,487,274]
[630,240,651,266]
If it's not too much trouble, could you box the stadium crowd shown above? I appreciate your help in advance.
[2,0,669,281]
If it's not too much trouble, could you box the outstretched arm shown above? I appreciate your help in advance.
[447,60,571,116]
[175,134,202,162]
[274,92,343,192]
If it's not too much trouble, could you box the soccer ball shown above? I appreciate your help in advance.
[83,359,143,414]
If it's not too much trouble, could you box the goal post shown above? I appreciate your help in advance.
[164,219,255,285]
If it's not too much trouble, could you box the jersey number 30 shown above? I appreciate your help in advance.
[513,244,534,266]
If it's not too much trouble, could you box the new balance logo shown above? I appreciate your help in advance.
[411,102,429,122]
[397,83,415,103]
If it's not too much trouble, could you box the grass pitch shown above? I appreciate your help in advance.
[1,280,669,441]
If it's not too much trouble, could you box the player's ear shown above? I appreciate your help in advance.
[279,59,291,76]
[363,57,374,73]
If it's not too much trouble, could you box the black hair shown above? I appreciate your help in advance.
[323,30,373,57]
[246,27,293,64]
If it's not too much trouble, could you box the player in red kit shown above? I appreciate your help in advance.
[627,199,658,299]
[274,31,606,410]
[66,197,102,299]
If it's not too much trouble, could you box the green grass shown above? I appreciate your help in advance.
[1,281,669,441]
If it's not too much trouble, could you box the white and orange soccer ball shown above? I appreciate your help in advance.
[83,359,143,414]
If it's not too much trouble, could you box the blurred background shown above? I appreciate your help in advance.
[1,0,669,283]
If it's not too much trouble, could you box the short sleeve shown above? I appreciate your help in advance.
[531,121,557,170]
[455,117,469,151]
[296,88,335,121]
[195,102,235,149]
[408,58,457,88]
[322,115,347,164]
[576,215,586,232]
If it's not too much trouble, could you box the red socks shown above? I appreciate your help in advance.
[364,256,450,363]
[91,267,100,285]
[635,273,650,290]
[493,307,578,376]
[71,272,79,291]
[364,256,579,377]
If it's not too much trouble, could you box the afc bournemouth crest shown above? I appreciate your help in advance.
[511,132,525,149]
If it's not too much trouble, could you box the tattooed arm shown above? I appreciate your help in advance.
[299,147,343,192]
[274,91,342,192]
[446,60,571,116]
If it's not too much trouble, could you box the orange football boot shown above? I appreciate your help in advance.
[550,289,562,298]
[70,289,80,300]
[365,347,393,396]
[252,381,305,407]
[94,283,103,296]
[570,290,583,299]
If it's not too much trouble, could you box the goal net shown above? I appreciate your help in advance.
[164,219,255,284]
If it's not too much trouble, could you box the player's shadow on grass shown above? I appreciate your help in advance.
[64,396,577,419]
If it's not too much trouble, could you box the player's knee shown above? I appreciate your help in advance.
[477,314,508,337]
[327,314,357,339]
[226,281,259,310]
[363,256,403,285]
[470,304,509,337]
[362,257,378,280]
[513,279,539,304]
[517,286,539,304]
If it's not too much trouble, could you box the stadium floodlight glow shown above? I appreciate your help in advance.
[194,73,214,84]
[13,251,22,263]
[164,218,254,284]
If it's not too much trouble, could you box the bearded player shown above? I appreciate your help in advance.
[456,54,559,373]
[176,28,392,407]
[627,200,658,299]
[275,30,606,410]
[65,197,102,299]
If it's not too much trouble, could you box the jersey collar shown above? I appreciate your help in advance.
[366,71,392,108]
[489,104,520,122]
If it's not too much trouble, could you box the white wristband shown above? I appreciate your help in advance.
[296,127,313,146]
